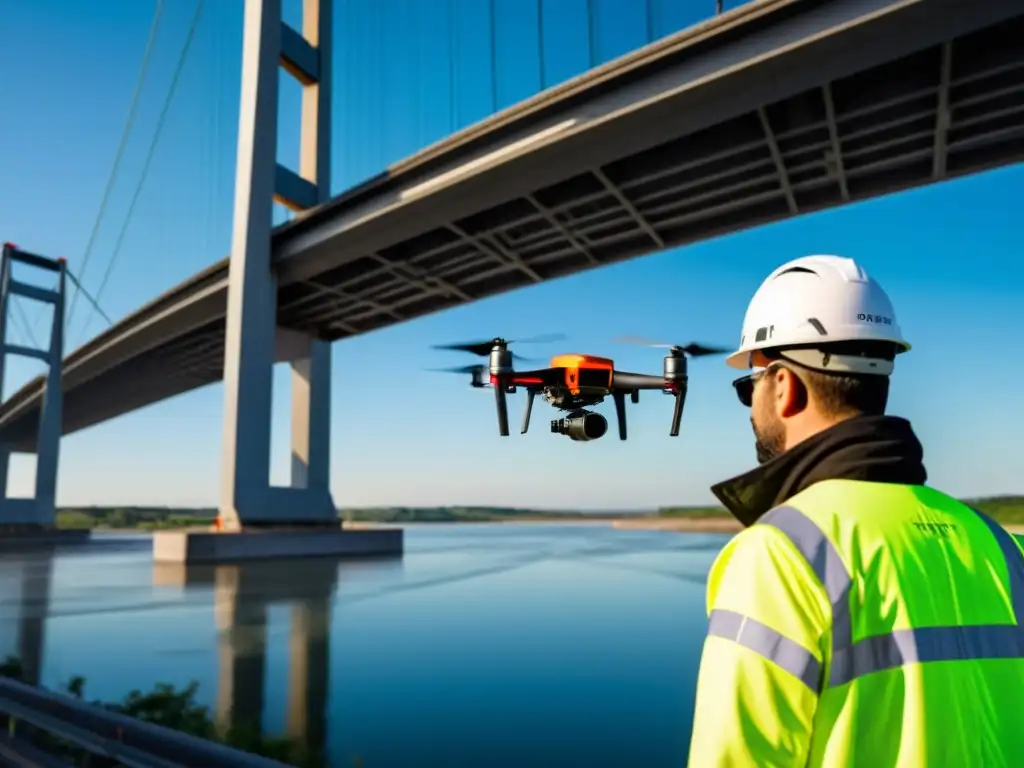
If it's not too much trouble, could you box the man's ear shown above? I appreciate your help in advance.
[773,366,807,419]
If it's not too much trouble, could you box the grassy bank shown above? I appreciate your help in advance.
[57,507,215,531]
[55,496,1024,532]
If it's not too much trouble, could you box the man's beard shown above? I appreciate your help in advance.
[751,415,786,465]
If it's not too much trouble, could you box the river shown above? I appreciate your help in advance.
[0,524,728,766]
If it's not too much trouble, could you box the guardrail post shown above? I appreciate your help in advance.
[0,244,66,530]
[219,0,335,530]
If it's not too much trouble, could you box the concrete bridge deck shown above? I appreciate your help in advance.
[0,0,1021,451]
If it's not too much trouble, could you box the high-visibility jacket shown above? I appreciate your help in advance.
[688,478,1024,767]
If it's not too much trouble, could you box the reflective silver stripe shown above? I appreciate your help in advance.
[707,608,822,692]
[761,505,854,651]
[757,504,1024,690]
[831,624,1024,687]
[972,507,1024,619]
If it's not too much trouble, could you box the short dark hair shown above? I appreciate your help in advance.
[773,341,897,417]
[800,368,890,417]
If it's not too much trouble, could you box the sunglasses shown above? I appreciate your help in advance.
[731,363,785,407]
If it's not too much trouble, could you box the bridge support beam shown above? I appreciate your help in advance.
[0,244,66,530]
[219,0,335,531]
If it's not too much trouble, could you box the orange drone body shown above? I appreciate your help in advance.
[548,353,614,395]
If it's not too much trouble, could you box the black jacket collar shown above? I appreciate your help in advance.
[711,415,928,527]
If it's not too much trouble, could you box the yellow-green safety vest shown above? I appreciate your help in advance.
[688,478,1024,767]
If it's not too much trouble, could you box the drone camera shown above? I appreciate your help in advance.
[551,410,608,442]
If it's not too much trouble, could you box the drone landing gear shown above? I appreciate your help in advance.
[612,391,627,440]
[669,387,684,437]
[494,381,510,436]
[521,389,536,435]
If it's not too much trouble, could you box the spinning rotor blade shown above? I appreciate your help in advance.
[613,336,729,357]
[510,352,540,364]
[432,340,498,356]
[677,342,730,357]
[427,365,487,375]
[432,333,566,357]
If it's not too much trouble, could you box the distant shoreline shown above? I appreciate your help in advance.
[346,517,743,532]
[611,517,742,533]
[84,518,743,534]
[88,519,1024,539]
[53,496,1024,535]
[348,517,1024,537]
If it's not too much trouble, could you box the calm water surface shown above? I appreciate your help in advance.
[0,524,728,766]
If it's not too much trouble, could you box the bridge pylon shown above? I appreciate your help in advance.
[0,244,66,530]
[219,0,335,531]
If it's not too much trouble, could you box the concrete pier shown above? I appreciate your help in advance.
[152,526,402,564]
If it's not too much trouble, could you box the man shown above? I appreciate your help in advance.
[687,255,1024,767]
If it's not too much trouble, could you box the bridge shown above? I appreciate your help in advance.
[0,0,1021,547]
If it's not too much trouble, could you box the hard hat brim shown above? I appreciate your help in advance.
[725,350,751,370]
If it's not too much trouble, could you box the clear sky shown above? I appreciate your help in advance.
[0,0,1020,511]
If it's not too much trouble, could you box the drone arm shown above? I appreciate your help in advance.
[494,381,510,436]
[611,371,667,390]
[521,389,536,434]
[612,390,627,440]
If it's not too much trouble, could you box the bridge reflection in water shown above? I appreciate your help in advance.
[0,544,54,687]
[153,557,347,757]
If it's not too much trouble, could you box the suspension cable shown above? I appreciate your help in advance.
[66,270,113,328]
[76,0,206,346]
[64,0,166,334]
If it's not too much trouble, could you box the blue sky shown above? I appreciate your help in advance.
[0,0,1020,511]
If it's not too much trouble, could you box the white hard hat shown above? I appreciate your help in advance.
[726,255,910,375]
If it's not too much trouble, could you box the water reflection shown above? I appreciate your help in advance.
[0,543,55,685]
[153,558,342,757]
[0,526,728,766]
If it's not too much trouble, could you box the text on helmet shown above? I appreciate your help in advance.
[857,313,892,325]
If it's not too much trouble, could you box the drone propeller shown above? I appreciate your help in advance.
[432,333,566,358]
[427,364,490,388]
[427,365,487,375]
[612,336,728,440]
[613,336,729,357]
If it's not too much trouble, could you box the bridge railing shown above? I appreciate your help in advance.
[0,675,290,767]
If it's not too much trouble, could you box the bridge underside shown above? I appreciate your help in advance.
[0,3,1022,450]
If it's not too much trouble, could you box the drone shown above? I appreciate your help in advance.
[429,334,728,441]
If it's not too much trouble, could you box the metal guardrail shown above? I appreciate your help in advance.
[0,676,291,768]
